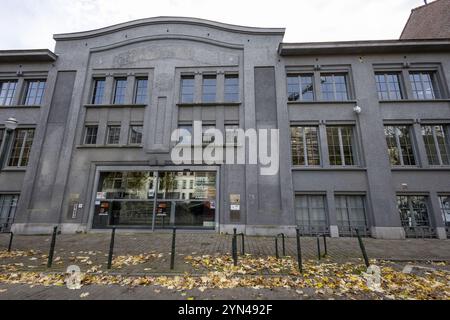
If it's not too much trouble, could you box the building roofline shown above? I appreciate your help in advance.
[53,16,286,41]
[278,38,450,56]
[0,49,57,63]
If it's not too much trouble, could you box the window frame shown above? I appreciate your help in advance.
[22,79,46,106]
[0,80,18,106]
[421,124,450,166]
[290,126,321,166]
[294,194,329,235]
[83,125,98,145]
[113,78,127,105]
[180,75,195,104]
[202,74,217,103]
[129,125,143,145]
[91,78,106,105]
[409,71,441,100]
[326,126,358,166]
[7,128,35,168]
[106,125,121,145]
[224,74,240,103]
[375,72,404,100]
[134,78,149,105]
[287,74,315,102]
[384,125,417,166]
[320,73,350,101]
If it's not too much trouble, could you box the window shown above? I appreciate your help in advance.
[7,129,35,167]
[134,78,148,104]
[224,75,239,102]
[421,125,450,166]
[439,196,450,228]
[23,80,46,105]
[225,125,239,145]
[178,125,192,145]
[202,125,216,145]
[0,129,4,151]
[326,126,356,166]
[335,195,368,236]
[409,71,440,99]
[295,195,328,235]
[129,126,143,145]
[202,75,216,103]
[92,78,106,104]
[84,126,98,145]
[0,80,17,106]
[180,76,195,103]
[107,126,121,145]
[291,126,320,166]
[0,194,19,232]
[320,74,349,101]
[113,78,127,104]
[384,125,416,166]
[287,74,314,102]
[397,196,432,237]
[375,73,403,100]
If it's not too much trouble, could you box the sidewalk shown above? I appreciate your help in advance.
[0,233,449,275]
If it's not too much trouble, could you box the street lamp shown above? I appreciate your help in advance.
[0,117,19,169]
[5,118,18,131]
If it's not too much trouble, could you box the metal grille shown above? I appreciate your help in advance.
[398,195,436,238]
[0,195,19,232]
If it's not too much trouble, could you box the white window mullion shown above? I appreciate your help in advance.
[17,130,27,167]
[432,126,443,165]
[394,128,404,166]
[302,128,309,165]
[338,128,345,166]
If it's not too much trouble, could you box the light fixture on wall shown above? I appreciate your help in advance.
[401,183,408,191]
[353,105,362,114]
[0,117,19,169]
[5,117,19,131]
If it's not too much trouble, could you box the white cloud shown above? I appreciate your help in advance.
[0,0,427,50]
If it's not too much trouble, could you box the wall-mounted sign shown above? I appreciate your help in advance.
[96,192,107,200]
[72,204,78,219]
[231,204,240,211]
[230,194,241,211]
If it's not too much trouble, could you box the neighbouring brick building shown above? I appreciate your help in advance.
[0,8,449,239]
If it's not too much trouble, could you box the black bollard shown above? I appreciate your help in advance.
[275,237,279,259]
[355,228,370,267]
[239,233,245,255]
[296,228,303,274]
[47,226,58,268]
[170,227,176,270]
[7,232,13,252]
[322,234,328,257]
[232,228,238,266]
[281,234,286,256]
[107,227,116,270]
[316,235,321,261]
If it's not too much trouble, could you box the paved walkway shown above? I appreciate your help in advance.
[0,233,449,275]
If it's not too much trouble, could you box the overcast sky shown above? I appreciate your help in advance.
[1,0,429,50]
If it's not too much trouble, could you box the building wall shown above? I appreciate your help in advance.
[1,18,449,239]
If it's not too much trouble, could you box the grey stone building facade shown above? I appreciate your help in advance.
[0,17,449,239]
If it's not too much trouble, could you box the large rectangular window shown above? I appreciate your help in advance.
[107,125,121,145]
[291,126,320,166]
[0,195,19,232]
[180,76,195,103]
[202,75,217,103]
[177,125,193,145]
[91,78,106,104]
[8,129,35,167]
[225,124,239,146]
[439,196,450,236]
[421,125,450,166]
[287,74,314,102]
[327,126,356,166]
[295,195,328,235]
[335,195,368,236]
[409,71,440,100]
[384,125,416,166]
[224,75,239,102]
[113,78,127,104]
[375,73,403,100]
[0,80,17,106]
[23,80,46,105]
[397,195,434,238]
[320,73,349,101]
[84,126,98,145]
[134,78,148,104]
[129,125,143,145]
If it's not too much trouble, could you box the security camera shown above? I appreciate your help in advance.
[353,105,362,114]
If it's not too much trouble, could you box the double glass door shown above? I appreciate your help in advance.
[92,170,216,230]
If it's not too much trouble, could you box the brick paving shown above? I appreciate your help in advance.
[0,232,449,275]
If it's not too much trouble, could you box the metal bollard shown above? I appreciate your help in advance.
[316,235,321,261]
[47,226,58,268]
[232,228,238,266]
[355,228,370,267]
[238,233,245,255]
[322,234,328,257]
[275,233,286,259]
[295,228,303,274]
[170,227,176,270]
[107,227,116,270]
[7,232,13,252]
